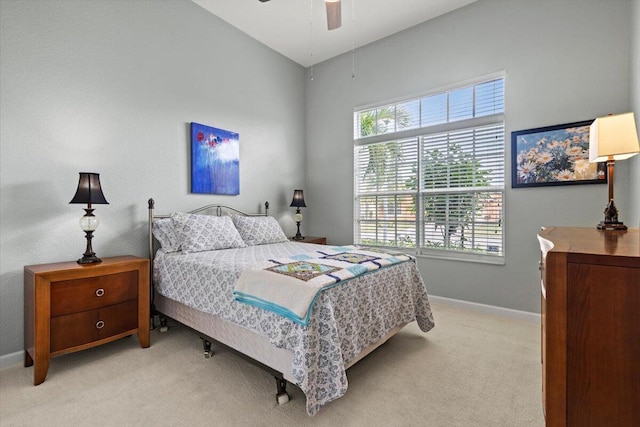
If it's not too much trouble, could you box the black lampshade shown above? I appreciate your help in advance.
[289,189,306,208]
[70,173,109,205]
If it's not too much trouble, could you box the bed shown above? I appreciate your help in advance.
[147,198,435,415]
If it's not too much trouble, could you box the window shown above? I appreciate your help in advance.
[354,75,505,262]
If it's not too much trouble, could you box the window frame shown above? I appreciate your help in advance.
[353,73,506,264]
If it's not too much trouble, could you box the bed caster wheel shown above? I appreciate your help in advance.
[201,339,213,358]
[159,318,168,333]
[276,392,290,405]
[275,377,289,405]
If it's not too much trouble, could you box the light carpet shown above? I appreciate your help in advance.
[0,302,544,426]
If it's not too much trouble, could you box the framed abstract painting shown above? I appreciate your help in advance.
[190,122,240,195]
[511,120,606,188]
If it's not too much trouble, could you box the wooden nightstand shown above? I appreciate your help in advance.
[290,236,327,245]
[24,256,150,385]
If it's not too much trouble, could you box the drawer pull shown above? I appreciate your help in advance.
[95,288,105,297]
[96,320,105,329]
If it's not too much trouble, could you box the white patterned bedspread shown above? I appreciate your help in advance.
[153,241,435,415]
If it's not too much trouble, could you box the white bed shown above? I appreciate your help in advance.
[148,199,435,415]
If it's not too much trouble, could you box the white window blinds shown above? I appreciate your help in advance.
[354,76,505,261]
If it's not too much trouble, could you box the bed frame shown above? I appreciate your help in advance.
[147,198,406,406]
[147,198,296,402]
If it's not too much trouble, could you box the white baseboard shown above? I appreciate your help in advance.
[429,295,540,323]
[0,350,23,370]
[0,296,538,368]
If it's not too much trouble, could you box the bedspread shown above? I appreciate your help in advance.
[154,242,435,415]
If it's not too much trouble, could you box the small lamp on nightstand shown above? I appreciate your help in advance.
[69,172,109,264]
[589,112,640,231]
[290,189,306,240]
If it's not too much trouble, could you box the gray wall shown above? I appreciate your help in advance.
[0,0,305,358]
[305,0,636,313]
[631,0,640,226]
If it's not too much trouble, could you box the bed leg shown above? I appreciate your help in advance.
[159,317,169,333]
[150,303,157,330]
[275,377,290,405]
[201,338,213,358]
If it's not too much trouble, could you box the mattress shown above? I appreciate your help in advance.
[153,241,435,415]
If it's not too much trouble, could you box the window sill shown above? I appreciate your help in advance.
[414,249,505,265]
[357,244,506,265]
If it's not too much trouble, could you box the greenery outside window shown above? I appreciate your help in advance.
[354,75,505,262]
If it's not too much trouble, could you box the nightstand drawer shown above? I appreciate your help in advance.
[50,299,138,353]
[51,271,138,316]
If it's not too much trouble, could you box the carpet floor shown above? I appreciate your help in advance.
[0,302,544,426]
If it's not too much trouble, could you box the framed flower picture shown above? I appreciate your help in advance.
[511,120,607,188]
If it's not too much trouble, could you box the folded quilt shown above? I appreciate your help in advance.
[233,245,414,325]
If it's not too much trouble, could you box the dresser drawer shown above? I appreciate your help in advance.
[51,271,138,316]
[50,299,138,353]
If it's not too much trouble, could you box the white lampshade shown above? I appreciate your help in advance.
[589,112,640,163]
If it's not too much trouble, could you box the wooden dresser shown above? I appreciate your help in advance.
[24,256,150,385]
[537,227,640,427]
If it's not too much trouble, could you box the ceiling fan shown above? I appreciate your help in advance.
[259,0,342,31]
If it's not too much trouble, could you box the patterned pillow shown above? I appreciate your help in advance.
[152,218,180,252]
[232,215,289,246]
[172,212,247,253]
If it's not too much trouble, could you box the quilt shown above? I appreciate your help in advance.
[234,245,414,325]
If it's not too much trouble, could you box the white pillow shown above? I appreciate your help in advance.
[232,215,289,246]
[152,218,180,252]
[171,212,247,253]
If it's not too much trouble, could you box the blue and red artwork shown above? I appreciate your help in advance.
[191,122,240,195]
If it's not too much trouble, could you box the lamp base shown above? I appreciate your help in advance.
[597,199,627,231]
[77,229,102,264]
[77,254,102,264]
[292,220,304,241]
[597,222,627,231]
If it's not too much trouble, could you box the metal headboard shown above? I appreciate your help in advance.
[147,197,269,260]
[147,198,269,317]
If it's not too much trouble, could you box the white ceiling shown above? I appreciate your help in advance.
[191,0,477,67]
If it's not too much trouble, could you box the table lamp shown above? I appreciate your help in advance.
[69,172,109,264]
[589,112,640,230]
[290,189,306,240]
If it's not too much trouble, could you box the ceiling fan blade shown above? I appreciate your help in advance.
[325,0,342,30]
[260,0,340,31]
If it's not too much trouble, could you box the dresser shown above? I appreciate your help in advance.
[24,256,150,385]
[537,227,640,427]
